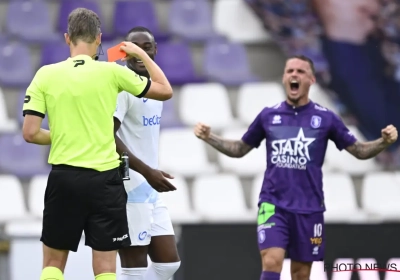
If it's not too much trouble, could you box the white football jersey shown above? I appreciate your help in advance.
[114,90,163,203]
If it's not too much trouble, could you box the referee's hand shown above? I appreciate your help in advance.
[144,168,177,193]
[120,42,146,61]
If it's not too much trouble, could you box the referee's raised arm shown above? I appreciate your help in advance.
[112,42,173,101]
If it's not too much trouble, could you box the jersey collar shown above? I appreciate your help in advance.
[68,54,94,61]
[283,100,314,112]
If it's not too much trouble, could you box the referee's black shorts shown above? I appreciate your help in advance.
[40,164,131,252]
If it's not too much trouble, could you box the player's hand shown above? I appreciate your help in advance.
[120,42,146,61]
[143,168,177,193]
[194,122,211,140]
[381,125,398,145]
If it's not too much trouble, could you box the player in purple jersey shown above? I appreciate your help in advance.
[194,55,398,280]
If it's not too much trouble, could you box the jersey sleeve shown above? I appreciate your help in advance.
[241,110,266,148]
[328,112,357,150]
[23,67,46,118]
[114,91,131,123]
[113,64,151,98]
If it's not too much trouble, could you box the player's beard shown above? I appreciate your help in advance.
[288,95,301,105]
[135,68,150,78]
[287,89,304,105]
[127,55,154,79]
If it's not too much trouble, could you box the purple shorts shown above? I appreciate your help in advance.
[257,202,324,262]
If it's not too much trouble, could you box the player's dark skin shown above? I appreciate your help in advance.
[114,30,180,268]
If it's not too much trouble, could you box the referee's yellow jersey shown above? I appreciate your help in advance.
[22,55,151,172]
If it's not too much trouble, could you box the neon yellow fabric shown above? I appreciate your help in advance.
[23,55,150,171]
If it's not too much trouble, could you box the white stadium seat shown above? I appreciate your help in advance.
[5,220,42,237]
[323,173,367,223]
[3,175,45,237]
[325,125,380,175]
[0,87,18,132]
[237,82,285,125]
[309,84,338,114]
[179,83,237,129]
[251,173,368,223]
[0,175,28,223]
[213,0,270,43]
[250,173,264,214]
[218,127,266,176]
[159,128,218,176]
[159,176,201,223]
[362,172,400,221]
[28,175,47,218]
[192,174,254,222]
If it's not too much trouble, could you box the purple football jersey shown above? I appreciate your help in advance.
[242,101,357,213]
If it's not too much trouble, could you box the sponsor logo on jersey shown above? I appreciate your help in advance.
[142,115,161,126]
[272,115,281,124]
[270,128,315,170]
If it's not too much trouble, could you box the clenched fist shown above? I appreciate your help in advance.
[382,125,398,145]
[194,122,211,140]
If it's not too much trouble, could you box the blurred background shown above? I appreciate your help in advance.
[1,0,400,279]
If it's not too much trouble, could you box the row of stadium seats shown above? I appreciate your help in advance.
[0,0,267,44]
[0,82,338,133]
[0,39,258,87]
[0,125,379,179]
[158,127,380,177]
[1,172,400,236]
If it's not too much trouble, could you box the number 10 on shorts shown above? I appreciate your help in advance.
[310,223,323,245]
[314,223,322,237]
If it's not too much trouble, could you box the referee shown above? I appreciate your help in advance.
[22,8,172,280]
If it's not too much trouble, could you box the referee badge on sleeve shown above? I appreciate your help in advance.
[24,95,31,103]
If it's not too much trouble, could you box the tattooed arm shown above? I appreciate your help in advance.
[345,125,398,159]
[345,139,390,160]
[205,133,253,158]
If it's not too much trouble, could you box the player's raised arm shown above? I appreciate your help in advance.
[328,112,398,159]
[345,125,398,160]
[195,110,266,157]
[194,122,253,158]
[120,42,173,101]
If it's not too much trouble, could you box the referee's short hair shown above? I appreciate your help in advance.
[68,8,101,45]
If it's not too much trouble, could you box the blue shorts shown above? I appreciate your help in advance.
[257,202,324,262]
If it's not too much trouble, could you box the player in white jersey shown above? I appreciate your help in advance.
[114,27,181,280]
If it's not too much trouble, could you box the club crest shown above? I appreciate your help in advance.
[311,116,321,128]
[258,230,266,243]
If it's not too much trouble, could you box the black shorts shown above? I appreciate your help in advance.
[40,165,131,252]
